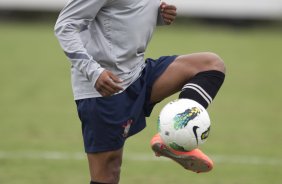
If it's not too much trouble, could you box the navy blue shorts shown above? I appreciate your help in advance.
[75,56,177,153]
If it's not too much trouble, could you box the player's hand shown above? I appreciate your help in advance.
[95,70,123,97]
[160,2,177,25]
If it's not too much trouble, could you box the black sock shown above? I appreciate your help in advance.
[179,70,225,108]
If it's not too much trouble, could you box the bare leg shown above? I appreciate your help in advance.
[87,148,123,184]
[150,52,225,103]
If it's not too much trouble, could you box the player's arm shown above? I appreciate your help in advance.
[54,0,122,96]
[157,2,177,25]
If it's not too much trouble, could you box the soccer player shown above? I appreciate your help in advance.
[54,0,225,183]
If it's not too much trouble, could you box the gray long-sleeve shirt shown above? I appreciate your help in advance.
[55,0,164,100]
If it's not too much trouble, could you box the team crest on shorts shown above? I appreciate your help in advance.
[122,119,133,138]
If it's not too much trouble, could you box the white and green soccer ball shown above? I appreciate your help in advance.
[158,99,211,151]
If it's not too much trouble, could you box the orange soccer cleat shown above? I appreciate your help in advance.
[150,133,213,173]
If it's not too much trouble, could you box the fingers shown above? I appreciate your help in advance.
[161,4,177,13]
[98,79,121,96]
[95,71,123,97]
[162,13,176,24]
[109,72,123,83]
[160,2,177,25]
[96,80,122,97]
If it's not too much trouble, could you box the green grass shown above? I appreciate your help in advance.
[1,20,282,184]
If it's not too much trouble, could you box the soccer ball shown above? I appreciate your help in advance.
[158,99,211,151]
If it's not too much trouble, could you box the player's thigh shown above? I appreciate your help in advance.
[87,148,123,183]
[150,52,224,103]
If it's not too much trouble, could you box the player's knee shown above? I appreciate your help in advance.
[204,52,226,73]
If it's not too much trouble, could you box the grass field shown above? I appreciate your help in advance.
[0,19,282,184]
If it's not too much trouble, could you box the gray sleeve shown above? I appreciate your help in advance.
[54,0,108,85]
